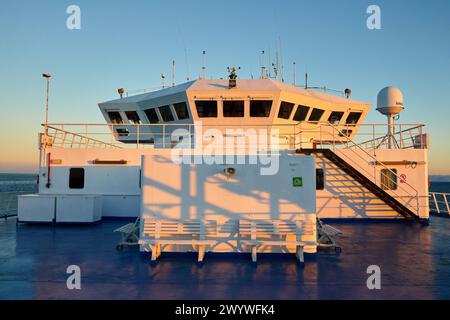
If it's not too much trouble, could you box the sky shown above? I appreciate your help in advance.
[0,0,449,174]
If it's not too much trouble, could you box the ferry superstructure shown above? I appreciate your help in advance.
[17,76,430,257]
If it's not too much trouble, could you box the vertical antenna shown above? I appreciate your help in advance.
[293,61,296,86]
[184,48,190,81]
[260,50,266,79]
[172,60,176,86]
[275,50,279,81]
[201,50,206,79]
[268,47,272,78]
[279,35,284,82]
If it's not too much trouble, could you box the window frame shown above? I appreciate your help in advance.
[345,112,363,125]
[278,101,295,119]
[173,102,190,120]
[308,108,325,122]
[380,168,398,191]
[69,168,85,189]
[250,100,272,118]
[316,168,325,190]
[158,105,175,122]
[327,111,345,125]
[144,108,160,124]
[293,105,310,121]
[223,100,245,117]
[195,100,218,118]
[107,111,123,124]
[125,111,141,124]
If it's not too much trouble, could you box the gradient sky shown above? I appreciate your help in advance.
[0,0,449,174]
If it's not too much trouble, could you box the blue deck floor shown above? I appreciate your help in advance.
[1,216,450,300]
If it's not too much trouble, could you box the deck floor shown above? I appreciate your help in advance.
[1,217,450,300]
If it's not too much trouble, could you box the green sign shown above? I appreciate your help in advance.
[292,177,303,187]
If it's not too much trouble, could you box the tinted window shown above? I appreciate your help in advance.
[195,100,217,118]
[328,111,344,125]
[158,105,174,122]
[116,128,129,137]
[345,112,362,125]
[69,168,85,189]
[144,108,160,124]
[381,169,397,190]
[107,111,123,124]
[308,108,325,121]
[125,111,141,124]
[293,105,310,121]
[173,102,190,120]
[316,168,324,190]
[278,101,294,119]
[250,100,272,117]
[223,100,244,117]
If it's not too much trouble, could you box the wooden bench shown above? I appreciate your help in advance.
[239,220,314,263]
[138,219,217,262]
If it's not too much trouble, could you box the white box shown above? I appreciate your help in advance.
[56,195,102,223]
[18,194,56,223]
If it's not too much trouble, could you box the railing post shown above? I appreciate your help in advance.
[137,124,140,149]
[399,124,403,148]
[444,193,450,214]
[163,125,166,148]
[432,193,440,214]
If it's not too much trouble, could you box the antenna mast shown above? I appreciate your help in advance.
[201,50,206,79]
[279,36,284,82]
[172,60,175,87]
[260,50,266,79]
[293,61,296,86]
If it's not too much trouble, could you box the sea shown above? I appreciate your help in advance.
[0,173,449,217]
[0,173,38,217]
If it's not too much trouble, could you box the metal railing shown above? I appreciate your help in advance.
[42,122,427,150]
[429,192,450,216]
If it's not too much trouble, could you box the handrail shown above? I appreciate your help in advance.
[353,124,426,150]
[44,125,122,149]
[312,122,420,216]
[429,192,450,215]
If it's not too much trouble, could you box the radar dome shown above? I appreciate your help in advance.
[376,86,404,116]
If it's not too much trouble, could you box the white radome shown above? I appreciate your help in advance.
[376,86,405,115]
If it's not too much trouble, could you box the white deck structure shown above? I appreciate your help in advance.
[18,78,430,257]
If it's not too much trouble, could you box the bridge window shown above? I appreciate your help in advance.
[173,102,190,120]
[316,168,324,190]
[69,168,85,189]
[116,128,129,137]
[308,108,325,122]
[107,111,123,124]
[144,108,160,124]
[345,112,362,125]
[278,101,294,119]
[381,169,398,190]
[293,105,310,121]
[125,111,141,124]
[158,105,175,122]
[223,100,244,117]
[328,111,344,125]
[250,100,272,117]
[196,100,217,117]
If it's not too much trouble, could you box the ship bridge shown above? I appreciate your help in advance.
[98,79,371,148]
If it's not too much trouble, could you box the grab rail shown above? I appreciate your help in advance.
[429,192,450,215]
